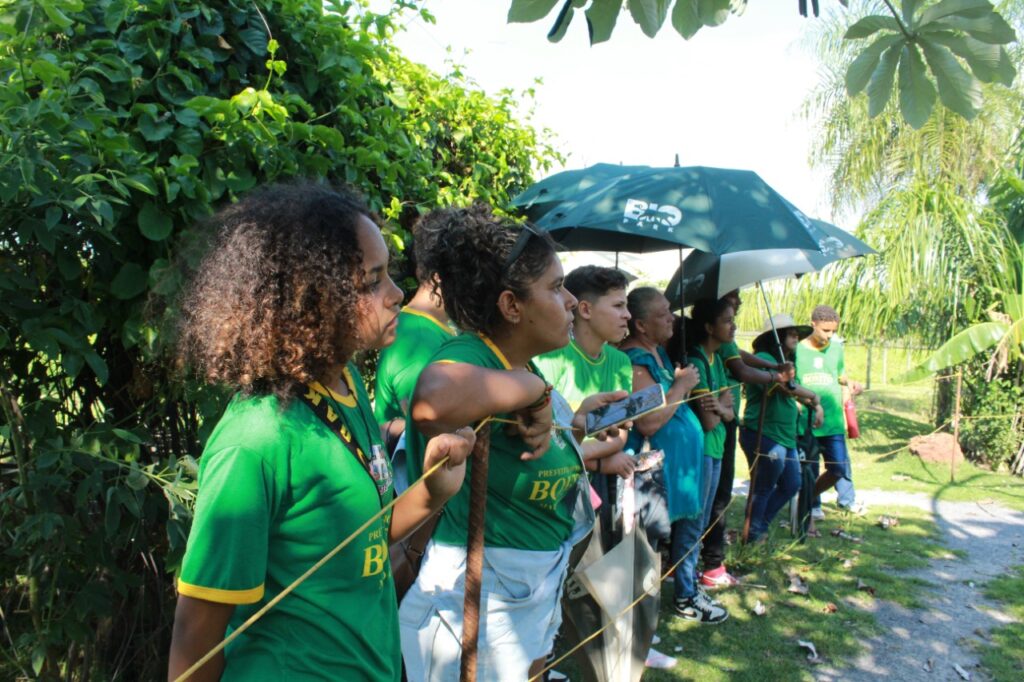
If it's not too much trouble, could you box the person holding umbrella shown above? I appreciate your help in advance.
[740,315,823,542]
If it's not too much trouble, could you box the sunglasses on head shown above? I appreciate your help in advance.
[501,223,545,274]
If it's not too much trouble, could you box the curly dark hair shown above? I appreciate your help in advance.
[420,204,556,335]
[177,182,376,401]
[689,297,735,346]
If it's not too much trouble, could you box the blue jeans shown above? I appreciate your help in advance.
[701,455,722,532]
[739,429,800,539]
[811,434,856,508]
[672,455,718,600]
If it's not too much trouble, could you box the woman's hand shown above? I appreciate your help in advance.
[673,364,699,394]
[601,451,637,479]
[813,404,825,430]
[511,401,554,461]
[421,427,476,500]
[776,361,796,383]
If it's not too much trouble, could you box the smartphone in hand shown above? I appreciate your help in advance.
[584,384,666,438]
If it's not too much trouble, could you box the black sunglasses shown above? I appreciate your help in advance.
[501,223,544,273]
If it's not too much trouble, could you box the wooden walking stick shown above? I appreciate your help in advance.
[460,424,491,681]
[741,393,769,544]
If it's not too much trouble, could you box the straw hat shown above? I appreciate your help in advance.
[753,313,812,348]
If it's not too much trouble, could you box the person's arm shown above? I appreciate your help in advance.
[632,364,698,437]
[389,428,475,543]
[168,598,235,682]
[412,362,552,459]
[728,353,792,385]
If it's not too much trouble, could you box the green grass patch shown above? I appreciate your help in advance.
[553,503,951,680]
[976,565,1024,682]
[848,386,1024,511]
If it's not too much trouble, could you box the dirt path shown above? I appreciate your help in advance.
[813,489,1024,682]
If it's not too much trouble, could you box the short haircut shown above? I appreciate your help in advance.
[564,265,628,302]
[811,305,841,322]
[626,286,664,336]
[410,212,447,283]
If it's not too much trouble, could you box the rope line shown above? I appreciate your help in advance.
[528,449,767,682]
[171,453,454,682]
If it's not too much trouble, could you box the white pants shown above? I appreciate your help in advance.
[399,540,571,682]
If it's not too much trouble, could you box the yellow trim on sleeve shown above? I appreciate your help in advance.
[177,579,265,605]
[401,307,455,336]
[433,359,457,365]
[479,335,513,370]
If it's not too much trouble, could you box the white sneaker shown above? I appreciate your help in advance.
[811,507,826,521]
[840,502,868,516]
[645,647,678,669]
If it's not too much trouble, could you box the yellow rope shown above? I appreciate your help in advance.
[528,450,765,681]
[172,453,454,682]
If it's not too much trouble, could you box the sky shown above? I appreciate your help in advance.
[379,1,838,224]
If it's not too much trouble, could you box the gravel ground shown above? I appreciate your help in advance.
[813,489,1024,682]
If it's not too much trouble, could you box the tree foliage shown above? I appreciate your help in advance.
[0,0,559,677]
[506,0,1018,129]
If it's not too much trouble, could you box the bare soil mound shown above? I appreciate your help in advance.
[909,432,964,464]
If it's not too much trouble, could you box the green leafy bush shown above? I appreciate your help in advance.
[0,0,558,677]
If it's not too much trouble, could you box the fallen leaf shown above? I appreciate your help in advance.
[797,639,822,664]
[822,602,838,613]
[953,663,972,680]
[877,515,900,530]
[856,578,876,596]
[753,600,767,616]
[851,549,861,556]
[831,529,863,543]
[842,559,854,570]
[787,573,809,596]
[673,646,683,653]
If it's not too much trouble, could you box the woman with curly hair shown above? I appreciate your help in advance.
[167,183,475,682]
[397,205,625,681]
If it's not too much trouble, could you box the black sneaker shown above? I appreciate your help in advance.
[673,591,729,624]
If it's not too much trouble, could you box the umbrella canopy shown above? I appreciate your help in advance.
[664,218,876,305]
[510,163,650,222]
[532,166,829,255]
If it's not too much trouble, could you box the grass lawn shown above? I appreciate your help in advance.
[850,384,1024,512]
[976,565,1024,682]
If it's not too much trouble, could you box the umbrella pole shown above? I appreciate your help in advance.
[678,248,686,361]
[756,281,786,359]
[460,427,491,681]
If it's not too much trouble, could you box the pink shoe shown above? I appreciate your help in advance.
[700,564,740,589]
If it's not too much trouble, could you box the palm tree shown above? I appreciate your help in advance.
[768,0,1024,350]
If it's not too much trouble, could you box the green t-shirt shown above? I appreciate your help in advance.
[742,351,799,448]
[719,339,743,421]
[534,339,633,411]
[690,345,728,459]
[374,307,455,423]
[408,334,584,551]
[178,365,399,681]
[796,338,845,437]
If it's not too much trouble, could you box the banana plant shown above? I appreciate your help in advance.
[897,291,1024,382]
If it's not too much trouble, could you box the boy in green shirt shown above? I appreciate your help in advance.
[534,265,636,548]
[795,305,864,516]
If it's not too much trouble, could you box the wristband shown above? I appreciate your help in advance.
[526,382,553,411]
